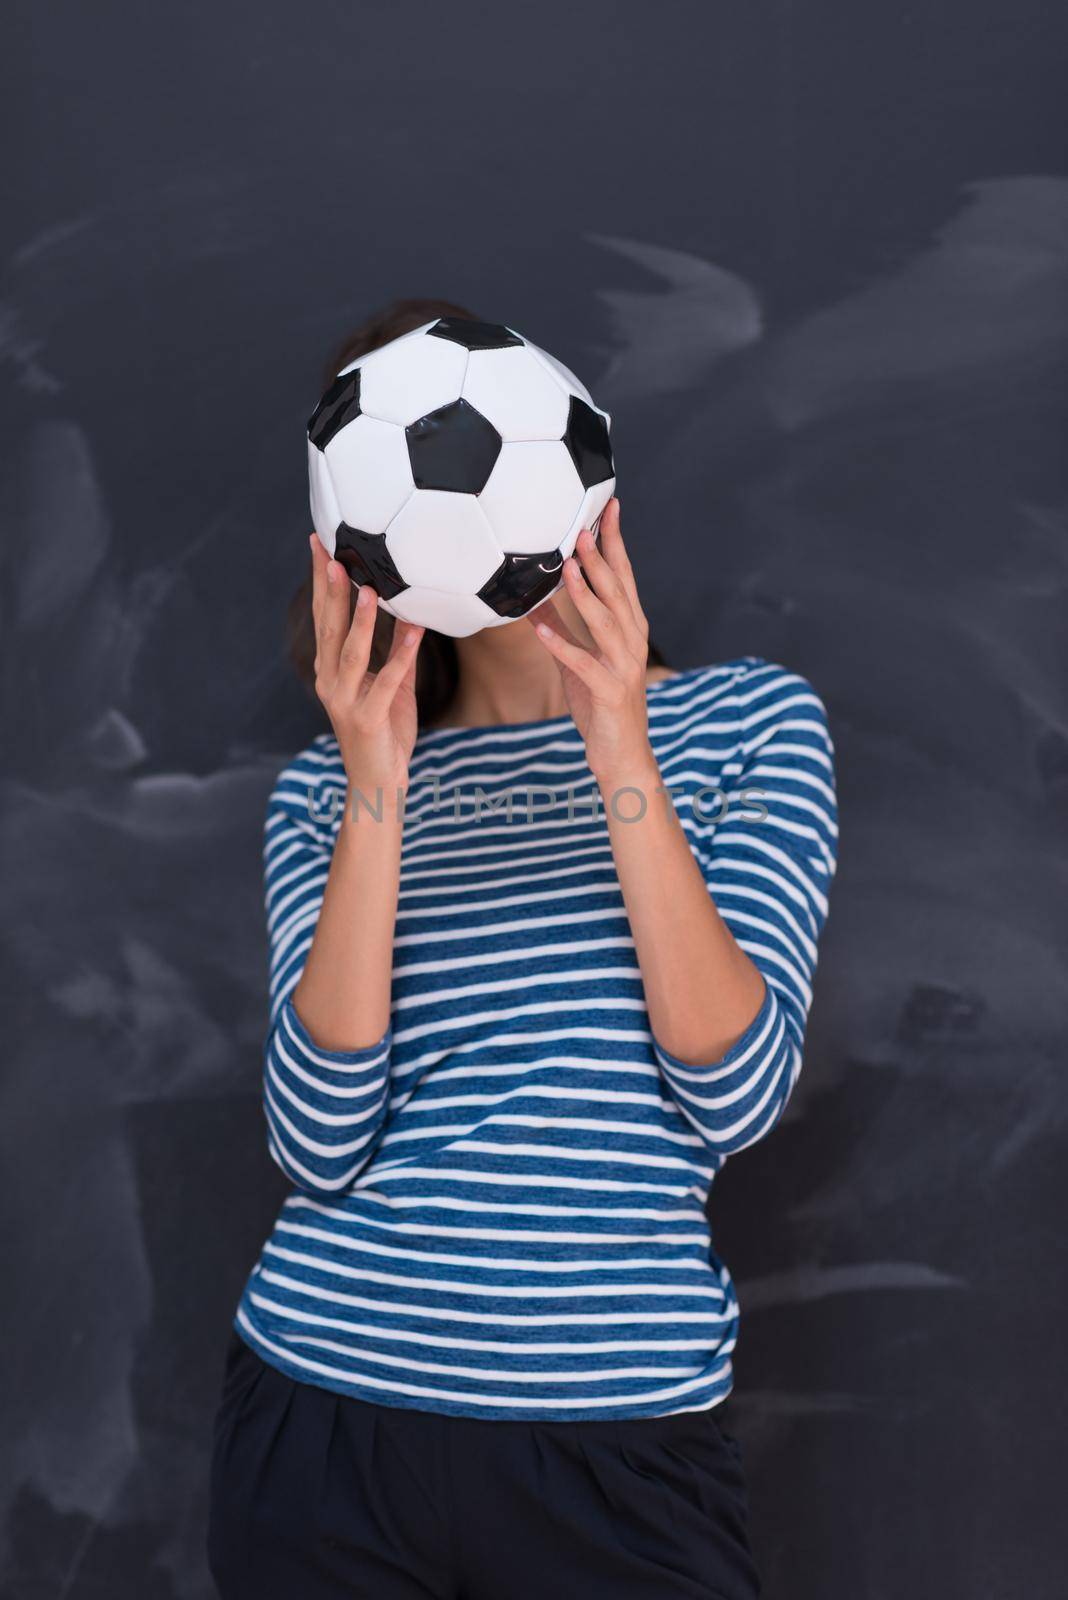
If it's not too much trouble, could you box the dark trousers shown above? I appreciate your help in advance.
[207,1332,762,1599]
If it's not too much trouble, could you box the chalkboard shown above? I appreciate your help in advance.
[3,3,1066,1595]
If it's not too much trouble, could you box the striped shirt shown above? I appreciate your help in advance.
[234,657,838,1420]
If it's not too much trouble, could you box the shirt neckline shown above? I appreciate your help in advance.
[413,665,713,744]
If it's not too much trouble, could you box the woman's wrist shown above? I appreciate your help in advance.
[341,768,409,828]
[340,736,411,816]
[591,741,661,803]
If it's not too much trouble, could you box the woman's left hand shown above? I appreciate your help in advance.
[528,498,658,790]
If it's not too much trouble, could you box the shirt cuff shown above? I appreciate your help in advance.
[280,995,392,1067]
[651,980,777,1077]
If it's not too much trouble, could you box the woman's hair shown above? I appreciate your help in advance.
[289,297,667,728]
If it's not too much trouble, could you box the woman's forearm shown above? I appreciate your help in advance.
[600,755,766,1066]
[291,800,403,1052]
[287,536,424,1055]
[525,502,766,1067]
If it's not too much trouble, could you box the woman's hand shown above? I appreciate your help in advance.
[309,534,424,798]
[528,499,658,790]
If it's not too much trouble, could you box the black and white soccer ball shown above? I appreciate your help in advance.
[307,316,615,637]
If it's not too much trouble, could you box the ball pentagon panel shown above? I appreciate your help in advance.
[406,399,501,494]
[308,369,362,452]
[563,397,614,490]
[428,317,523,351]
[334,526,408,601]
[478,549,565,620]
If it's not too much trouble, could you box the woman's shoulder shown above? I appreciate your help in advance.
[651,657,834,778]
[657,659,836,855]
[651,655,830,719]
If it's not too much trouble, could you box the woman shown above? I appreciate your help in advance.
[208,300,838,1599]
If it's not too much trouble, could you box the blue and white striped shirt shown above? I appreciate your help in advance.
[235,657,838,1420]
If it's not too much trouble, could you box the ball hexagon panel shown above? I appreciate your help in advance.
[524,340,594,407]
[358,333,468,427]
[563,397,614,489]
[479,441,584,555]
[428,317,523,351]
[384,586,505,637]
[337,322,436,377]
[462,346,570,442]
[560,479,616,558]
[308,441,343,555]
[406,399,501,493]
[308,369,362,452]
[386,490,501,593]
[323,414,414,535]
[334,525,408,600]
[478,549,565,620]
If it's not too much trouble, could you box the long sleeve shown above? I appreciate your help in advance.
[260,754,393,1195]
[651,661,838,1158]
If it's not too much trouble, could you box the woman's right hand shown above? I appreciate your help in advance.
[309,534,424,800]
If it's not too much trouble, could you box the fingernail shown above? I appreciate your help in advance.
[356,585,370,608]
[535,622,554,639]
[309,532,318,549]
[326,561,337,586]
[405,626,420,645]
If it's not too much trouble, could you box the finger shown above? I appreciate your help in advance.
[377,612,421,674]
[309,533,329,631]
[315,557,354,692]
[573,523,644,651]
[525,596,587,652]
[532,616,619,699]
[562,553,638,673]
[335,583,379,693]
[397,622,422,693]
[362,622,424,716]
[597,499,648,635]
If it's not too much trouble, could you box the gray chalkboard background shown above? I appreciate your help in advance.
[3,4,1066,1596]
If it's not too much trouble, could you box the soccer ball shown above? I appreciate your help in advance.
[306,316,615,637]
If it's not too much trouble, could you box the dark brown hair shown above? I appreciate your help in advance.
[289,297,666,729]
